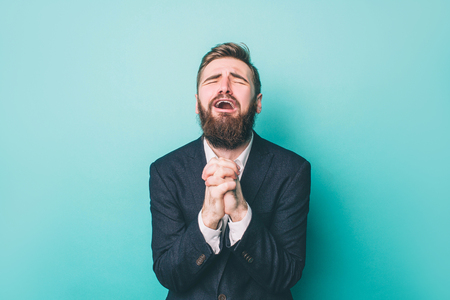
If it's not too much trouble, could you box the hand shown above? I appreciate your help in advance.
[201,158,248,229]
[225,178,248,222]
[202,157,240,185]
[201,157,238,229]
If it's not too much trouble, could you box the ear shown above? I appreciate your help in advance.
[195,94,199,114]
[255,93,262,114]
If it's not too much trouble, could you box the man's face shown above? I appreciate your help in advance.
[195,58,262,150]
[196,57,261,117]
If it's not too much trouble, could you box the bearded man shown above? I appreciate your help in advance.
[150,43,311,300]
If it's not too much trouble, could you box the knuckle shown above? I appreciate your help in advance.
[217,167,225,176]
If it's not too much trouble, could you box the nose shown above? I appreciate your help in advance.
[218,76,232,95]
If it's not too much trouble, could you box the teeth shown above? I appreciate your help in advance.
[215,100,235,108]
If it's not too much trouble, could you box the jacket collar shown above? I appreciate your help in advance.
[240,132,273,205]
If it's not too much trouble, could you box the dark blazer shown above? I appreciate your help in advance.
[150,132,311,300]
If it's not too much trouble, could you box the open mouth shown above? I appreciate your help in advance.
[213,99,236,112]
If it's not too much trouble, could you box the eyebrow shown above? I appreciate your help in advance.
[202,72,250,84]
[202,73,222,83]
[230,72,249,83]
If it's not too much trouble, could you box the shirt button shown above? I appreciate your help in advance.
[196,254,206,266]
[218,294,226,300]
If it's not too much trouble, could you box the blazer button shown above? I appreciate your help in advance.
[196,254,206,266]
[218,294,226,300]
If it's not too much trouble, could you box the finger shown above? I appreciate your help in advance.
[202,163,219,181]
[217,157,240,175]
[215,167,238,180]
[203,163,239,181]
[205,175,234,187]
[203,157,239,175]
[202,158,240,180]
[204,166,237,182]
[217,180,237,193]
[207,179,237,199]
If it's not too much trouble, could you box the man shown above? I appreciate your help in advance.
[150,42,311,300]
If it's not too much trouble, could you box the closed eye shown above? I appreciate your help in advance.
[230,72,249,85]
[204,79,218,85]
[202,74,222,85]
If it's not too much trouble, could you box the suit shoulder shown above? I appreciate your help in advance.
[257,135,310,169]
[151,137,203,170]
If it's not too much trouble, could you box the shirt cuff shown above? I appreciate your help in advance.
[228,204,252,246]
[198,210,223,254]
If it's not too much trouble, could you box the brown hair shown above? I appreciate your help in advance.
[197,42,261,96]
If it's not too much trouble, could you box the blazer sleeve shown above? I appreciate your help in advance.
[227,159,311,294]
[149,162,218,292]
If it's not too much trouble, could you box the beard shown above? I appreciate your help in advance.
[197,96,258,150]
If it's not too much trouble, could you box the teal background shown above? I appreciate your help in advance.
[1,1,449,299]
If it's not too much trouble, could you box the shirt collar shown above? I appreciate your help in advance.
[203,132,254,178]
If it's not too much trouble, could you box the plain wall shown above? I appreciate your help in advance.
[1,1,449,299]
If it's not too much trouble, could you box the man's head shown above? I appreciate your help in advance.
[195,43,263,150]
[196,43,261,96]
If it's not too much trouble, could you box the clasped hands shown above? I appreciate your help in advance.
[201,157,248,229]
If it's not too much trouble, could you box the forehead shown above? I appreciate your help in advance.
[200,57,252,81]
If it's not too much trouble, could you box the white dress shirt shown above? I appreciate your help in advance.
[198,134,254,254]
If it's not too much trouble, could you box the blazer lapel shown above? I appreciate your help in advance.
[186,137,208,208]
[240,132,274,206]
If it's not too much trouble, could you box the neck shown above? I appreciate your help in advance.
[205,138,251,161]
